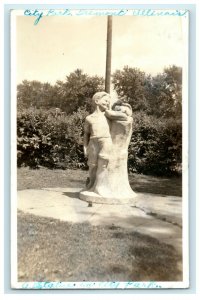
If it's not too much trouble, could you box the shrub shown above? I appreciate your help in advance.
[17,108,182,176]
[128,112,182,175]
[17,107,88,169]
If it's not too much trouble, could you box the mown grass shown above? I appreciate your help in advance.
[17,167,182,196]
[18,211,182,282]
[17,167,182,283]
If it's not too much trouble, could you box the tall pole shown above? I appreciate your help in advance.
[105,16,112,93]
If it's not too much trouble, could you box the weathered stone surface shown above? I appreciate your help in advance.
[79,190,136,205]
[80,92,136,203]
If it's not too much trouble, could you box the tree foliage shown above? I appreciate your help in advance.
[112,65,182,119]
[17,80,59,110]
[17,66,182,176]
[112,66,149,111]
[146,66,182,118]
[17,70,104,114]
[56,69,104,113]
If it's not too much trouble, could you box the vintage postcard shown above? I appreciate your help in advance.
[11,8,189,289]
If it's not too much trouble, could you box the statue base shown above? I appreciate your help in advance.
[79,190,137,205]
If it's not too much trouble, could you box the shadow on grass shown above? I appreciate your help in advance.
[108,228,182,281]
[17,211,182,282]
[129,174,182,197]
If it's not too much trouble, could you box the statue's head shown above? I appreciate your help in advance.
[112,101,132,117]
[92,92,111,112]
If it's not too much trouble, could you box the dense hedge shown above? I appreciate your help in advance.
[128,112,182,176]
[17,108,88,170]
[17,108,182,176]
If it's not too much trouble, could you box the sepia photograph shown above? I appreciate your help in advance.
[11,8,189,289]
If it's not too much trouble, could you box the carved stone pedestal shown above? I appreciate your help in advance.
[79,190,136,205]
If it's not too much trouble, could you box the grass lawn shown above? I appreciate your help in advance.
[18,211,182,282]
[17,167,182,196]
[17,167,182,283]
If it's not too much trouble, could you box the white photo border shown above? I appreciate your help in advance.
[2,1,198,296]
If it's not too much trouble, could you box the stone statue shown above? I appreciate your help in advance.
[79,92,137,204]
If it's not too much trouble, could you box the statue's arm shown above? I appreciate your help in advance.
[83,119,90,157]
[105,110,128,121]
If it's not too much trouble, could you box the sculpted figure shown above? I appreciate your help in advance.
[106,101,136,199]
[80,92,136,203]
[83,92,112,189]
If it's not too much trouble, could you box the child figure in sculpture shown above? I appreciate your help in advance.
[83,92,112,189]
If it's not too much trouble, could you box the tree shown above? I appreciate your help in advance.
[56,69,104,114]
[112,65,182,119]
[17,80,59,109]
[145,65,182,118]
[163,65,182,118]
[112,66,149,111]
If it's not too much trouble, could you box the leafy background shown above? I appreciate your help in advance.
[17,66,182,176]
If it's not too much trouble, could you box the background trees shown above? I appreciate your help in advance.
[56,69,104,114]
[17,70,104,114]
[18,65,181,119]
[112,65,182,120]
[112,66,149,112]
[145,66,182,118]
[17,80,59,110]
[17,66,182,175]
[111,65,182,175]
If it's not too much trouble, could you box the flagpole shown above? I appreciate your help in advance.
[105,16,112,93]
